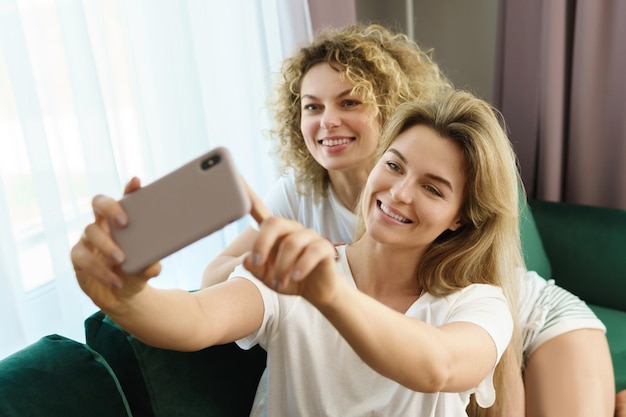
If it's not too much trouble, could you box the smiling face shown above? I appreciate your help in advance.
[362,124,467,250]
[299,62,380,172]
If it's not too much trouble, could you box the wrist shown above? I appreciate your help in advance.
[307,275,350,314]
[103,280,150,319]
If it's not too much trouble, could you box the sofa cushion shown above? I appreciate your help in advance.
[0,334,132,417]
[519,199,552,279]
[85,311,267,417]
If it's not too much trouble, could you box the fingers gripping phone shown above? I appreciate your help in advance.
[110,147,251,274]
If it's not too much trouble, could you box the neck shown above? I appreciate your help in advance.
[328,165,372,212]
[346,238,425,300]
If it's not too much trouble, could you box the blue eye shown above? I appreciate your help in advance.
[386,161,401,172]
[425,185,443,197]
[343,99,360,107]
[303,103,320,111]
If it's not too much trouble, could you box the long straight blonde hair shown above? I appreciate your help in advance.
[355,90,525,415]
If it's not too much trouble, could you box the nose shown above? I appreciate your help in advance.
[390,177,414,204]
[320,107,341,130]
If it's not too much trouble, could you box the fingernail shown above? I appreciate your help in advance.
[291,269,301,281]
[251,252,261,266]
[111,250,124,264]
[115,214,127,227]
[112,280,123,289]
[272,279,280,290]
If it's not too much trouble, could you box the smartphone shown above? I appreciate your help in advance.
[110,147,251,274]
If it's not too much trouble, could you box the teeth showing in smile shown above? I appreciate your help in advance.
[320,138,352,146]
[379,201,410,223]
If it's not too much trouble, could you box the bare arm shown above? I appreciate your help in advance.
[315,285,501,393]
[71,176,266,351]
[243,216,507,393]
[103,278,264,351]
[201,226,257,288]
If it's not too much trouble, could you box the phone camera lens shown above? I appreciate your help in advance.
[201,155,221,170]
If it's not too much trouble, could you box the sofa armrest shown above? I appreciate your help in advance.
[85,311,267,417]
[529,199,626,311]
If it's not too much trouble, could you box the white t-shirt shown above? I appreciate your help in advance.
[264,173,355,244]
[232,246,513,417]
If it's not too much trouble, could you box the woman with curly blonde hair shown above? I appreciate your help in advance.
[270,23,452,199]
[202,23,453,287]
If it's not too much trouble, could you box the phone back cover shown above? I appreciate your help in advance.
[112,147,250,274]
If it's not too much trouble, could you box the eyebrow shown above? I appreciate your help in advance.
[301,88,354,101]
[387,148,455,192]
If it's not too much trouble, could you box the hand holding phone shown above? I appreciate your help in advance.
[110,147,251,274]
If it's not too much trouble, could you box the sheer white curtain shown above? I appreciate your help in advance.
[0,0,312,359]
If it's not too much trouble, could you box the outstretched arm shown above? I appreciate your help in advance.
[71,177,265,351]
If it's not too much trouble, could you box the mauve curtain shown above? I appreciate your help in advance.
[494,0,626,210]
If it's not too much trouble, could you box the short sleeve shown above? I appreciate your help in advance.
[447,285,513,408]
[228,264,279,350]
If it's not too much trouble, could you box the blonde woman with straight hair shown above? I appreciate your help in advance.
[355,92,525,416]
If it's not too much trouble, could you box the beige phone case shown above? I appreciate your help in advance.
[110,147,251,274]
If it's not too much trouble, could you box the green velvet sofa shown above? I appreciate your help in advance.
[1,199,624,417]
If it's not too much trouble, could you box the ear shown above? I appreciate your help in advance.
[448,216,463,232]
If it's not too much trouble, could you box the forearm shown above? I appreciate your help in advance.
[103,278,264,352]
[201,253,248,288]
[315,286,449,391]
[315,285,496,393]
[201,226,258,288]
[103,285,214,351]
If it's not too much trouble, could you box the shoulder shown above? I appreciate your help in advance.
[456,283,506,300]
[441,284,512,334]
[446,284,513,355]
[265,174,307,216]
[266,173,297,197]
[416,284,508,320]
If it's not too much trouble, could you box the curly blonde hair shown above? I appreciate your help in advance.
[269,24,453,199]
